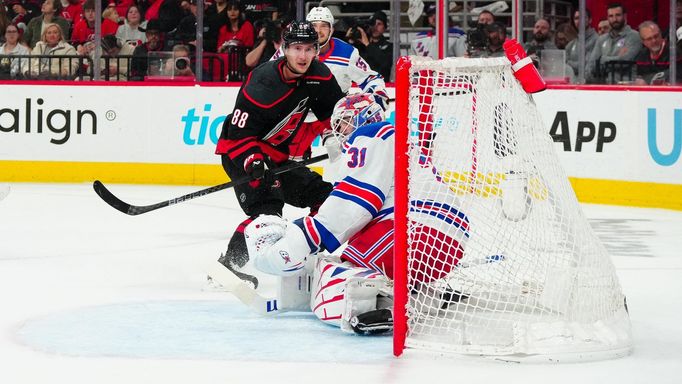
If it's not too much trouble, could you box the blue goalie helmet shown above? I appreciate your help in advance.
[330,93,384,143]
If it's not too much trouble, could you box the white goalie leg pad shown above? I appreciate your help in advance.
[276,256,317,312]
[310,256,385,330]
[340,277,385,333]
[246,216,310,277]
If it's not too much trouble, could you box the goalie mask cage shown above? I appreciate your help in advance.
[392,56,632,362]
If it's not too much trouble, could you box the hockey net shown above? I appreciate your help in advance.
[393,56,632,362]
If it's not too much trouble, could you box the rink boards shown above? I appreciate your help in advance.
[0,82,680,210]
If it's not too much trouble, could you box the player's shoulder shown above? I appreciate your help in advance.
[330,37,356,58]
[241,59,291,108]
[347,121,394,145]
[448,27,465,37]
[414,31,433,39]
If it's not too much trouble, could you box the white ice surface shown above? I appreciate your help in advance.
[0,183,681,384]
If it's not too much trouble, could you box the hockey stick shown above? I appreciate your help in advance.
[93,153,330,215]
[206,260,288,316]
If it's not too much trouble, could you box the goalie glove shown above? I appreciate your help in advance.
[245,215,311,276]
[244,214,287,258]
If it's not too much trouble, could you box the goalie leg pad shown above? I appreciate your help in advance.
[276,270,314,312]
[310,256,384,328]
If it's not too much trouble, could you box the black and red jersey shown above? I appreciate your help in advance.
[216,57,344,166]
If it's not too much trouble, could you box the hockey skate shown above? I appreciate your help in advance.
[349,308,393,335]
[217,232,259,289]
[350,286,394,335]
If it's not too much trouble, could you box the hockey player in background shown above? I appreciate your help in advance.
[272,7,389,168]
[214,21,345,286]
[244,94,471,334]
[273,7,389,108]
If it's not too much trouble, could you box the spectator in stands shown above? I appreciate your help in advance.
[244,16,281,68]
[217,0,254,52]
[634,21,682,85]
[353,10,392,81]
[110,0,135,21]
[102,3,122,25]
[343,17,369,52]
[565,9,597,77]
[412,3,466,58]
[484,21,506,57]
[587,3,641,83]
[72,0,119,54]
[203,0,232,52]
[130,18,163,80]
[60,0,83,24]
[523,18,556,56]
[162,43,194,78]
[23,0,70,48]
[477,10,495,25]
[0,23,30,78]
[28,23,78,78]
[173,0,201,47]
[7,0,38,28]
[554,23,574,50]
[597,19,610,35]
[96,33,135,80]
[116,4,148,45]
[157,0,187,34]
[1,3,12,40]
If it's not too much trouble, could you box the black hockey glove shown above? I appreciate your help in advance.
[244,154,268,188]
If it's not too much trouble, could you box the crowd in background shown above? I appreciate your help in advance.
[0,0,680,84]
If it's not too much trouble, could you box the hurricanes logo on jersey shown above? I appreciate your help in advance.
[263,97,309,145]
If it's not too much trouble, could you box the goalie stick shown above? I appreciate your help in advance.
[93,153,329,215]
[206,260,288,316]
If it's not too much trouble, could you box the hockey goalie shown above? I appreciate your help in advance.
[244,93,471,335]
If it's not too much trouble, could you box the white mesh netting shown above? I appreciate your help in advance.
[401,57,632,361]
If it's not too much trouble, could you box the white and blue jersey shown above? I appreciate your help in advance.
[293,121,395,253]
[410,27,467,58]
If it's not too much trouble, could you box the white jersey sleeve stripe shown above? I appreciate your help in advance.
[330,176,385,217]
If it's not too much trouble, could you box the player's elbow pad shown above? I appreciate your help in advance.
[253,224,311,276]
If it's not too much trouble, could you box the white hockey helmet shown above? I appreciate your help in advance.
[330,93,384,144]
[306,7,335,27]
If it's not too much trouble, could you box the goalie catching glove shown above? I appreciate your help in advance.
[244,215,312,276]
